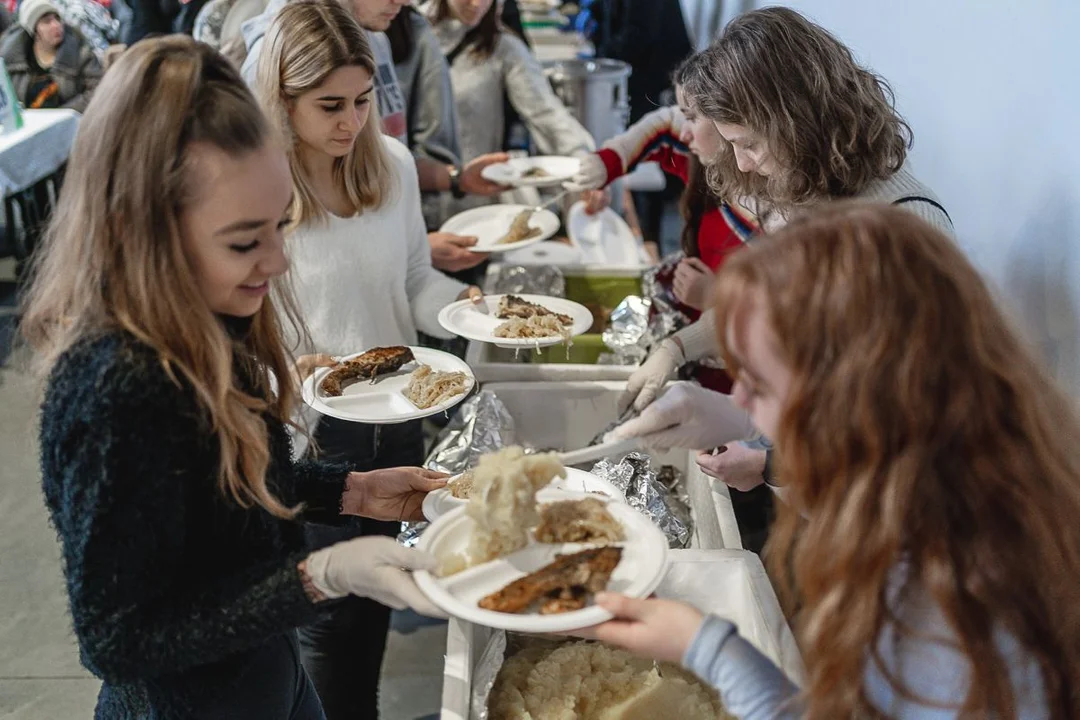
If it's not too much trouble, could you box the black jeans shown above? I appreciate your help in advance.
[299,418,424,720]
[174,633,324,720]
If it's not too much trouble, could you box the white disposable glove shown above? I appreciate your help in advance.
[304,536,446,618]
[563,152,608,192]
[618,339,683,415]
[610,382,757,450]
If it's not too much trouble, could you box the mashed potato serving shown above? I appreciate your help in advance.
[489,641,733,720]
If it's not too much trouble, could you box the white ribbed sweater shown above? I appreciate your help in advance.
[286,136,465,357]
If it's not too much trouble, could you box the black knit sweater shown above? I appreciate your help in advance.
[39,328,350,718]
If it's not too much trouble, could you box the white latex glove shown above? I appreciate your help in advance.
[563,152,608,192]
[305,536,446,618]
[618,339,683,414]
[610,382,756,450]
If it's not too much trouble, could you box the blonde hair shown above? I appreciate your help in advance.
[679,7,911,214]
[20,37,305,520]
[714,203,1080,719]
[256,0,392,225]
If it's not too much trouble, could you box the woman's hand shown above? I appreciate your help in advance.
[458,286,484,305]
[429,232,489,272]
[696,445,767,492]
[574,593,704,664]
[582,189,610,216]
[342,467,448,522]
[461,152,512,196]
[672,257,715,311]
[293,353,336,385]
[302,537,446,617]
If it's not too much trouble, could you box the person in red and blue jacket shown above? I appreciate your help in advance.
[569,71,760,393]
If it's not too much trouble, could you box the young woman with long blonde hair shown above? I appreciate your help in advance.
[21,37,447,719]
[582,203,1079,719]
[255,2,480,716]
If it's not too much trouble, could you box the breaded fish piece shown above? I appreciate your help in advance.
[320,346,415,397]
[497,210,544,245]
[478,546,622,614]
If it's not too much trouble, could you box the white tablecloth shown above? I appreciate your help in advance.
[0,109,80,196]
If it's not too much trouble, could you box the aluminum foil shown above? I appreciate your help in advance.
[486,265,566,297]
[640,252,694,354]
[425,390,518,474]
[591,452,693,548]
[600,295,650,365]
[396,522,427,548]
[470,629,508,720]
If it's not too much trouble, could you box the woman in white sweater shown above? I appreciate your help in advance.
[255,2,478,717]
[421,0,595,217]
[608,8,953,469]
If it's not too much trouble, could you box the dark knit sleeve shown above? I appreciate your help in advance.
[291,458,350,525]
[40,340,321,683]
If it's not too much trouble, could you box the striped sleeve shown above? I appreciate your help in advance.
[599,105,691,184]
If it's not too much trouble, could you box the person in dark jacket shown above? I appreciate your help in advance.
[588,0,695,256]
[590,0,692,123]
[121,0,209,43]
[0,0,102,111]
[20,36,447,719]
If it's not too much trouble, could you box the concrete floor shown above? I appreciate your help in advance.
[0,259,445,719]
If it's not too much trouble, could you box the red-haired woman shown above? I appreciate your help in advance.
[580,204,1077,720]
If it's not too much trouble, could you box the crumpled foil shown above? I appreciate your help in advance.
[425,391,518,474]
[591,452,693,548]
[396,522,427,548]
[600,295,650,365]
[640,252,694,353]
[470,629,508,720]
[487,264,566,297]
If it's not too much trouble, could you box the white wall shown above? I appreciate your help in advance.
[752,0,1080,397]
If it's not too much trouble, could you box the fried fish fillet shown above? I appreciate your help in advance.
[478,546,622,614]
[497,210,544,245]
[319,346,415,397]
[496,294,572,326]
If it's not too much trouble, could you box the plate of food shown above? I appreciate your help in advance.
[422,466,626,522]
[437,293,593,349]
[480,156,580,188]
[301,346,475,424]
[414,447,668,633]
[440,204,559,253]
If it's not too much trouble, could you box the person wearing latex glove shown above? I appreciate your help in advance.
[302,537,445,617]
[610,381,756,450]
[618,312,720,414]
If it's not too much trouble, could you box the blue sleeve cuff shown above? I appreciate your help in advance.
[682,614,803,720]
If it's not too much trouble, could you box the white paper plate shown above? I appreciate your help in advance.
[414,501,668,632]
[301,347,474,424]
[440,204,559,253]
[566,201,649,266]
[502,240,584,266]
[437,293,593,349]
[422,467,626,523]
[480,156,580,188]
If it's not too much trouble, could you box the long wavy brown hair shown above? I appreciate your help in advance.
[256,0,391,226]
[713,203,1080,719]
[20,37,305,519]
[681,7,911,215]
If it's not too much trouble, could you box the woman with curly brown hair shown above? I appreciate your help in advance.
[614,8,952,465]
[582,203,1077,720]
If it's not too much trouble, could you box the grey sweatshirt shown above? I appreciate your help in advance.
[393,9,462,168]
